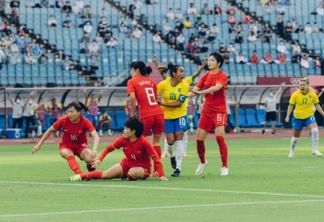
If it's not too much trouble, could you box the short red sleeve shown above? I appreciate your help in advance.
[196,72,207,89]
[52,116,65,131]
[84,117,95,133]
[127,79,135,95]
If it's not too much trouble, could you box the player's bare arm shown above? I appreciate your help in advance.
[32,126,56,154]
[194,83,224,95]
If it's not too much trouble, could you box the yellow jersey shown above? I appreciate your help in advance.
[157,76,193,119]
[289,90,319,119]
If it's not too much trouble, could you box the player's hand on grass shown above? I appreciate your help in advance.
[91,160,101,168]
[160,176,168,181]
[32,144,41,154]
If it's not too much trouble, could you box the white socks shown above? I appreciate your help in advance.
[182,131,188,153]
[37,125,42,136]
[290,137,299,151]
[175,141,184,171]
[311,128,319,153]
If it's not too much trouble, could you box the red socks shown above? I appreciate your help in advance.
[66,156,82,174]
[196,139,206,164]
[81,171,103,180]
[153,145,162,158]
[216,136,228,168]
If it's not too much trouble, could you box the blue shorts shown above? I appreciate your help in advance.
[164,116,187,134]
[292,116,316,131]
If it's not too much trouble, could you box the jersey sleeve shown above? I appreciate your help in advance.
[184,76,193,85]
[196,73,207,89]
[313,91,320,104]
[289,92,297,105]
[86,98,90,106]
[218,73,228,87]
[157,81,164,95]
[98,136,125,162]
[52,116,64,131]
[127,79,135,95]
[84,118,95,133]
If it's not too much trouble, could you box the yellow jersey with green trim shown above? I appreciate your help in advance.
[289,90,319,119]
[157,77,193,119]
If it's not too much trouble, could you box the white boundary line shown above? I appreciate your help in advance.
[1,181,324,199]
[1,199,324,218]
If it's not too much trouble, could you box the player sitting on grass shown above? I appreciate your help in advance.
[70,118,168,182]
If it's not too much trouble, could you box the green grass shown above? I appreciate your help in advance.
[1,138,324,222]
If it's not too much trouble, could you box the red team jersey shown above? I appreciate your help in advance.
[53,115,95,148]
[98,135,165,176]
[196,70,228,118]
[127,76,163,119]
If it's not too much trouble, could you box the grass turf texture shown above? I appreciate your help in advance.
[1,138,324,221]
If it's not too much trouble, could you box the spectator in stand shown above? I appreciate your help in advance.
[214,4,222,14]
[80,32,90,43]
[243,12,252,24]
[276,18,285,38]
[153,31,163,43]
[119,17,128,33]
[223,51,232,63]
[74,0,84,12]
[312,22,322,33]
[26,0,36,8]
[176,33,185,51]
[194,15,203,28]
[300,54,310,69]
[95,32,104,44]
[83,21,93,34]
[201,3,211,15]
[226,6,236,15]
[62,14,72,28]
[106,37,118,48]
[62,1,72,13]
[163,21,171,36]
[228,15,237,25]
[264,3,274,14]
[25,51,37,64]
[284,21,293,41]
[175,8,183,20]
[317,3,324,15]
[218,43,227,54]
[276,53,287,64]
[48,15,58,28]
[250,50,259,64]
[304,22,312,34]
[130,27,143,38]
[10,0,20,8]
[227,43,237,54]
[248,30,258,43]
[295,25,304,33]
[187,2,197,15]
[291,17,299,30]
[166,8,175,20]
[8,42,21,64]
[277,41,288,54]
[260,52,275,64]
[292,51,302,63]
[276,3,285,15]
[315,56,322,67]
[234,32,243,44]
[88,40,100,55]
[235,51,248,64]
[183,17,192,29]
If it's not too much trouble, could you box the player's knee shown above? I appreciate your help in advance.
[311,128,319,136]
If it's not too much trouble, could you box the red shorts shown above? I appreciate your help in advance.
[140,114,164,137]
[59,143,89,157]
[198,113,227,133]
[119,158,151,180]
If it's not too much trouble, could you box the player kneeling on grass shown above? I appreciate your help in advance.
[32,102,100,174]
[70,118,168,182]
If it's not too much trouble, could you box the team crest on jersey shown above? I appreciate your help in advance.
[78,130,82,134]
[178,88,181,92]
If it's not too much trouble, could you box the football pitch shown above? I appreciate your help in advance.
[1,137,324,222]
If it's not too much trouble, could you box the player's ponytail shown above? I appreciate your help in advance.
[131,61,151,76]
[167,62,181,78]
